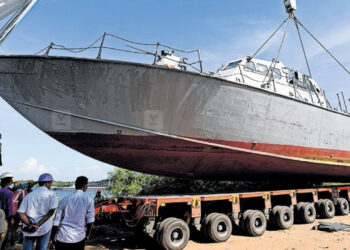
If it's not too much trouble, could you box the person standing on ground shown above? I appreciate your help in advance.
[0,172,15,250]
[51,176,95,250]
[94,189,104,204]
[9,180,37,248]
[18,173,58,250]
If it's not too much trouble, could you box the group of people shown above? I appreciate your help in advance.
[0,172,95,250]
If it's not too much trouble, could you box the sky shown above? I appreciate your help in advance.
[1,0,350,181]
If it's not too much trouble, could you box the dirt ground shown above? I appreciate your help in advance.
[11,215,350,250]
[185,215,350,250]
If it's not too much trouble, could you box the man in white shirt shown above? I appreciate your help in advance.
[51,176,95,250]
[18,173,58,250]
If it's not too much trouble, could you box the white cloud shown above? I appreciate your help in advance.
[62,165,112,181]
[11,157,113,182]
[18,157,58,180]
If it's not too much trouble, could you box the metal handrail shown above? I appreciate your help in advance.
[35,33,204,73]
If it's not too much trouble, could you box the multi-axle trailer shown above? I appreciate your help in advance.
[95,185,350,249]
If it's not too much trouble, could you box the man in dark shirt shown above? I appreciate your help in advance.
[0,172,14,250]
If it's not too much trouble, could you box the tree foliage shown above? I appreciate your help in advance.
[53,181,74,187]
[106,168,324,197]
[106,168,156,196]
[106,168,254,197]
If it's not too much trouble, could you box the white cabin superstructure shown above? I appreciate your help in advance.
[214,58,327,108]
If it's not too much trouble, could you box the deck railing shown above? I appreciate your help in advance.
[35,32,204,73]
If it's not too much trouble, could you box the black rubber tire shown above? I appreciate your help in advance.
[320,199,335,219]
[300,203,316,224]
[202,213,219,239]
[316,199,324,209]
[245,210,267,237]
[270,206,282,226]
[315,199,324,216]
[294,202,306,223]
[239,210,254,233]
[206,213,232,243]
[204,213,219,226]
[336,198,349,216]
[159,218,190,250]
[156,217,178,246]
[274,206,294,229]
[296,202,306,212]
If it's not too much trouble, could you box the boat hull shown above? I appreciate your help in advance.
[1,55,350,180]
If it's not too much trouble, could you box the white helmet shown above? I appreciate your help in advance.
[0,172,14,180]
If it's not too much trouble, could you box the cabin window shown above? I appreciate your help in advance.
[295,80,309,90]
[223,61,241,71]
[273,68,282,77]
[257,63,268,74]
[244,61,255,71]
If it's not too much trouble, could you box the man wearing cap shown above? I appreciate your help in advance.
[18,173,58,250]
[0,172,15,249]
[51,176,95,250]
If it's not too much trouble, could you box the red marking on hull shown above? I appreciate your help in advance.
[48,132,350,181]
[200,139,350,163]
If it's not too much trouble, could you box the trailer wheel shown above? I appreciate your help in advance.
[239,210,254,233]
[202,213,219,239]
[315,199,324,217]
[320,199,335,219]
[270,205,283,226]
[159,218,190,250]
[274,206,294,229]
[206,213,232,242]
[316,199,324,209]
[156,217,178,246]
[336,198,349,216]
[300,203,316,224]
[296,202,306,212]
[245,210,267,237]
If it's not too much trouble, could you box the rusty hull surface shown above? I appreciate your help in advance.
[1,55,350,180]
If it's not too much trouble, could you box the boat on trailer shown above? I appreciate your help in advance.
[1,0,350,181]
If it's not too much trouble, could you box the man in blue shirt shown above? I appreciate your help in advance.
[51,176,95,250]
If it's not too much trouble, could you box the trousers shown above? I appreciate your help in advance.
[22,230,51,250]
[55,239,86,250]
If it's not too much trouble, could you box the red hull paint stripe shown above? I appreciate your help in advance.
[11,99,349,165]
[191,138,350,164]
[47,132,350,180]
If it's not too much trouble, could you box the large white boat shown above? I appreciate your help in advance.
[1,0,350,181]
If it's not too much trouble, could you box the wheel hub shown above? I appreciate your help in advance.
[307,209,312,216]
[171,228,183,242]
[255,218,262,227]
[283,213,290,221]
[217,221,227,234]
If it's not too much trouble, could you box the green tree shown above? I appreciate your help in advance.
[106,168,252,196]
[106,168,158,196]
